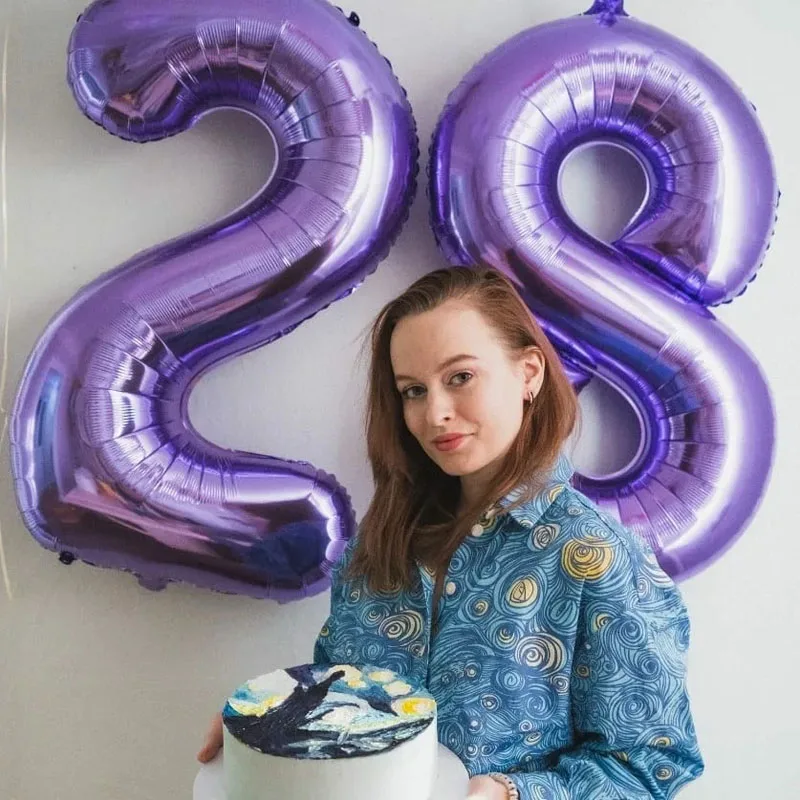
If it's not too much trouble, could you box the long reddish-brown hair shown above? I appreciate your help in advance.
[345,266,579,619]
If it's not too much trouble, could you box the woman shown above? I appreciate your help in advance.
[199,267,704,799]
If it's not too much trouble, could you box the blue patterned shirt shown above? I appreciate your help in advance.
[313,453,704,798]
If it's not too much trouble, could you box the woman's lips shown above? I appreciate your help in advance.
[433,434,470,452]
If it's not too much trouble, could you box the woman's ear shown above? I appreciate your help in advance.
[521,346,546,398]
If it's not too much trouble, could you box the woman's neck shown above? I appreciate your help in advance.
[459,467,494,513]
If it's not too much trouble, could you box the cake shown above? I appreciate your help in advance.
[221,663,439,800]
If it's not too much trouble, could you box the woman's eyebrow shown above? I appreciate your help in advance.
[394,354,478,383]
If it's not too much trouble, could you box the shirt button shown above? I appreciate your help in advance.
[446,581,457,596]
[470,524,484,537]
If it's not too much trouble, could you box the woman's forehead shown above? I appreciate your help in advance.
[390,304,502,375]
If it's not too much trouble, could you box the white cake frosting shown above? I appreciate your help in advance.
[221,663,438,800]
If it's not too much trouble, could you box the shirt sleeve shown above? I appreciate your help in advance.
[500,527,705,799]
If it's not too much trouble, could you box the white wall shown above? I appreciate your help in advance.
[1,0,797,797]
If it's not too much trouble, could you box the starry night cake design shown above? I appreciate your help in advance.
[222,663,436,760]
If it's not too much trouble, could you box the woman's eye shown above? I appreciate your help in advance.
[401,385,425,400]
[450,371,473,386]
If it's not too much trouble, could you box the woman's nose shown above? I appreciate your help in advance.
[425,389,454,426]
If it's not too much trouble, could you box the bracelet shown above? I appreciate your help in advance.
[488,772,520,800]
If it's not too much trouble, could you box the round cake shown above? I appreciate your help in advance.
[221,663,438,800]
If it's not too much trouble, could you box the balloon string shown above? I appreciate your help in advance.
[0,418,11,602]
[0,25,14,602]
[0,26,9,413]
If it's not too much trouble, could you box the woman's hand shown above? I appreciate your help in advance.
[466,775,509,800]
[197,711,223,763]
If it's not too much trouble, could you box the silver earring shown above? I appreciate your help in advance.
[527,389,535,404]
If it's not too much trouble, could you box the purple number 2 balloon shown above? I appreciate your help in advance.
[430,1,778,580]
[9,0,417,600]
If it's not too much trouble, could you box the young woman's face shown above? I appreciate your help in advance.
[390,299,545,496]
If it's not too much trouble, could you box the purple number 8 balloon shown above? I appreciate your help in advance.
[430,1,778,580]
[9,0,417,600]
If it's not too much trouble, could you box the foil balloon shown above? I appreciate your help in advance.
[9,0,418,600]
[429,0,778,580]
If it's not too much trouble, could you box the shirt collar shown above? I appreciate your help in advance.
[497,451,575,529]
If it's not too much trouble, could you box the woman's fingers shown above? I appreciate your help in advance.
[197,712,224,763]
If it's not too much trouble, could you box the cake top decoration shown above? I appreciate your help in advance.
[222,663,436,760]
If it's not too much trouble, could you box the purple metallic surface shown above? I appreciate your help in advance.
[9,0,418,600]
[429,2,778,580]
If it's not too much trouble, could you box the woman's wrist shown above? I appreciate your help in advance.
[488,772,519,800]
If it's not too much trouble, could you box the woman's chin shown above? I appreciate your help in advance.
[432,453,483,477]
[439,464,469,477]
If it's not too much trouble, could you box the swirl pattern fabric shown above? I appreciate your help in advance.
[313,453,704,799]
